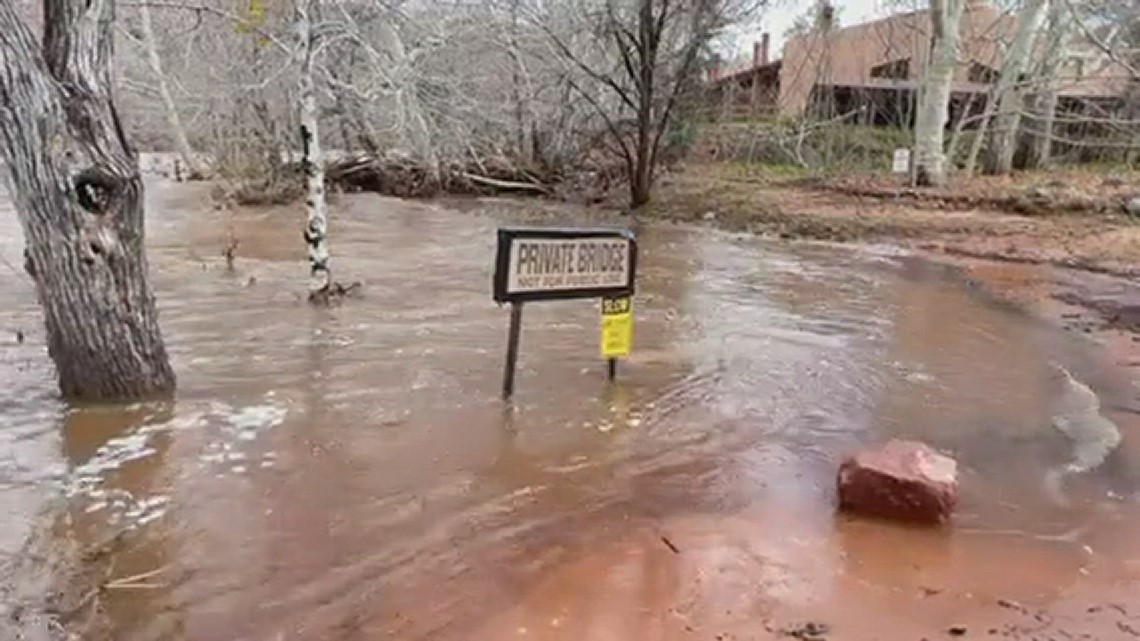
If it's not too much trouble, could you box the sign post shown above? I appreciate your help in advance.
[493,227,637,400]
[502,302,524,399]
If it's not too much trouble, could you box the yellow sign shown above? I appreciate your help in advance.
[600,296,632,358]
[236,0,269,46]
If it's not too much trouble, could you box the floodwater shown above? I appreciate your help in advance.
[1,180,1139,640]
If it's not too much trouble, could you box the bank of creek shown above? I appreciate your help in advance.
[2,179,1139,640]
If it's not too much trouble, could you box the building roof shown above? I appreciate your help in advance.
[770,2,1128,108]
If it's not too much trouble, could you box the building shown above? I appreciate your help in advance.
[707,33,780,119]
[708,1,1131,127]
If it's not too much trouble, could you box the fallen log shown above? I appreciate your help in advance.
[222,150,626,205]
[322,153,561,198]
[460,171,550,195]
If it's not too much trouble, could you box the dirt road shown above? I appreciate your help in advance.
[651,164,1140,278]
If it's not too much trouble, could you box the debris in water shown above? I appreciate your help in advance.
[309,280,364,305]
[997,599,1027,613]
[781,621,830,640]
[104,565,170,590]
[223,235,238,272]
[947,624,968,636]
[660,536,680,554]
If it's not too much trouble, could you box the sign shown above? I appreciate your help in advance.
[600,296,632,358]
[494,227,638,399]
[892,148,911,174]
[494,228,637,303]
[235,0,270,47]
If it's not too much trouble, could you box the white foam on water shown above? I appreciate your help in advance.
[59,399,285,531]
[193,397,289,480]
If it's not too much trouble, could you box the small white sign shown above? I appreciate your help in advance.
[892,148,911,174]
[506,237,631,295]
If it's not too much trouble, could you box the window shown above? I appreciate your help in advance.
[968,62,999,84]
[870,58,910,80]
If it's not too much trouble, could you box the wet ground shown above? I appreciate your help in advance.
[1,181,1139,640]
[653,164,1140,280]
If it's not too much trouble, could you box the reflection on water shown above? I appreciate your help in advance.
[0,181,1138,640]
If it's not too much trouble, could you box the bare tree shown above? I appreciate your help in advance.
[295,0,330,301]
[134,1,205,176]
[0,0,176,400]
[913,0,966,186]
[985,0,1049,175]
[1065,0,1140,164]
[1026,0,1075,167]
[537,0,750,208]
[784,1,842,41]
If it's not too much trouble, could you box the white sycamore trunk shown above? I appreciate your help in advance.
[374,21,439,179]
[963,101,993,175]
[138,1,203,178]
[1029,0,1074,167]
[986,0,1050,174]
[296,0,330,299]
[913,0,966,187]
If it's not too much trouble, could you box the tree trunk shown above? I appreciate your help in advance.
[631,0,657,209]
[138,1,204,178]
[0,0,176,400]
[296,0,331,300]
[629,155,652,209]
[985,0,1049,175]
[945,90,983,166]
[913,0,966,187]
[507,0,531,165]
[964,106,992,176]
[1027,0,1073,168]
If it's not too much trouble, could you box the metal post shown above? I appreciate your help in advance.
[607,357,617,381]
[502,302,524,400]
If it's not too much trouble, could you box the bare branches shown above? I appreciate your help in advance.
[100,0,771,205]
[528,0,754,206]
[1062,0,1138,80]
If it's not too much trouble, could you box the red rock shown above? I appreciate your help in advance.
[837,439,958,525]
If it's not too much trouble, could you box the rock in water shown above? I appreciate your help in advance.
[837,439,958,524]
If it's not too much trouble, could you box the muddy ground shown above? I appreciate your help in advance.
[649,164,1140,276]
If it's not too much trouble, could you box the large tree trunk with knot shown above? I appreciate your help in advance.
[0,0,176,400]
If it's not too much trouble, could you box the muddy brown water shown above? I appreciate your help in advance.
[1,181,1139,640]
